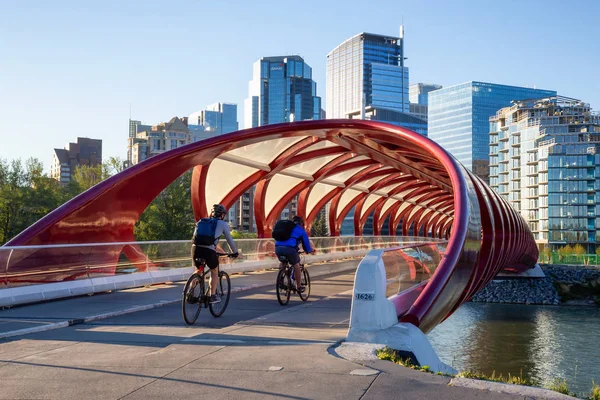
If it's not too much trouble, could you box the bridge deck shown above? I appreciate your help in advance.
[0,260,522,399]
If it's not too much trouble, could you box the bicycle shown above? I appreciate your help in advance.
[182,252,233,325]
[276,250,311,305]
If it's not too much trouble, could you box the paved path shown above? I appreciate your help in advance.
[0,260,540,399]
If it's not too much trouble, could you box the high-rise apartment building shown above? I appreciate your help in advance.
[244,55,321,128]
[128,117,192,166]
[51,137,102,184]
[129,120,141,139]
[409,83,442,105]
[429,81,556,181]
[189,103,238,135]
[229,187,256,232]
[490,96,600,251]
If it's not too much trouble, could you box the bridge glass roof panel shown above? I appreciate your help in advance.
[306,183,338,215]
[206,158,260,209]
[264,174,304,213]
[337,189,365,218]
[226,137,306,164]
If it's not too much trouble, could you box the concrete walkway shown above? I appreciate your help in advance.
[0,259,358,338]
[0,260,566,399]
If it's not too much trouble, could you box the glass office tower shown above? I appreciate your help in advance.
[188,103,238,134]
[328,30,429,234]
[244,55,321,128]
[429,82,556,181]
[409,83,442,105]
[327,31,409,119]
[490,96,600,251]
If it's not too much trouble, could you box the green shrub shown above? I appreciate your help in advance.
[375,347,417,368]
[457,370,537,386]
[547,378,570,395]
[590,380,600,400]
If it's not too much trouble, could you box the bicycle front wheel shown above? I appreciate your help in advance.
[182,274,203,325]
[298,267,310,302]
[209,271,231,317]
[276,268,291,306]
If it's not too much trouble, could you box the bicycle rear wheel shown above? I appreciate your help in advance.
[298,267,310,302]
[182,273,203,325]
[209,271,231,317]
[276,268,291,306]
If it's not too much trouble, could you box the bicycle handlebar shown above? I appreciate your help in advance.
[216,252,236,257]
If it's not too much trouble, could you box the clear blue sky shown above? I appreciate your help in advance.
[2,0,599,171]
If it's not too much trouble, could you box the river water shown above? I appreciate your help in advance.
[427,302,600,396]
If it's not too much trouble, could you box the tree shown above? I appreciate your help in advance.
[541,246,552,263]
[71,164,110,193]
[134,171,195,241]
[105,156,126,176]
[231,230,258,239]
[573,244,586,256]
[557,244,573,255]
[0,157,63,244]
[310,212,329,237]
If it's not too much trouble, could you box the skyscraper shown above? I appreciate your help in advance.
[409,83,442,105]
[244,55,321,128]
[326,30,426,140]
[127,119,151,166]
[327,30,423,234]
[326,31,409,119]
[428,81,556,181]
[188,103,238,135]
[490,96,600,252]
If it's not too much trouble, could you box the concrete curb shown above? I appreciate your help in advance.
[333,343,579,400]
[0,321,71,339]
[450,377,578,400]
[0,262,358,340]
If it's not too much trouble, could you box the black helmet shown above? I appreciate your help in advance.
[292,215,304,226]
[212,204,227,218]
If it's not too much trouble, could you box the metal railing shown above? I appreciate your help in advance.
[0,236,443,290]
[381,242,447,303]
[539,253,600,266]
[349,241,447,327]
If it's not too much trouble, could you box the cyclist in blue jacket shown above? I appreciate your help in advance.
[275,216,314,293]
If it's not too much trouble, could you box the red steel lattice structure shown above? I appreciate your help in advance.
[4,120,538,332]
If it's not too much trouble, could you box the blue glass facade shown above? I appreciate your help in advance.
[245,56,321,128]
[409,83,442,106]
[428,81,556,177]
[346,106,427,136]
[202,103,238,134]
[327,32,409,119]
[327,31,428,141]
[187,103,238,140]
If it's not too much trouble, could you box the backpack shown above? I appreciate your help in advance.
[272,220,296,242]
[193,218,218,246]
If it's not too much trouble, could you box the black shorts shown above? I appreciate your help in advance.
[192,246,219,269]
[275,246,300,265]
